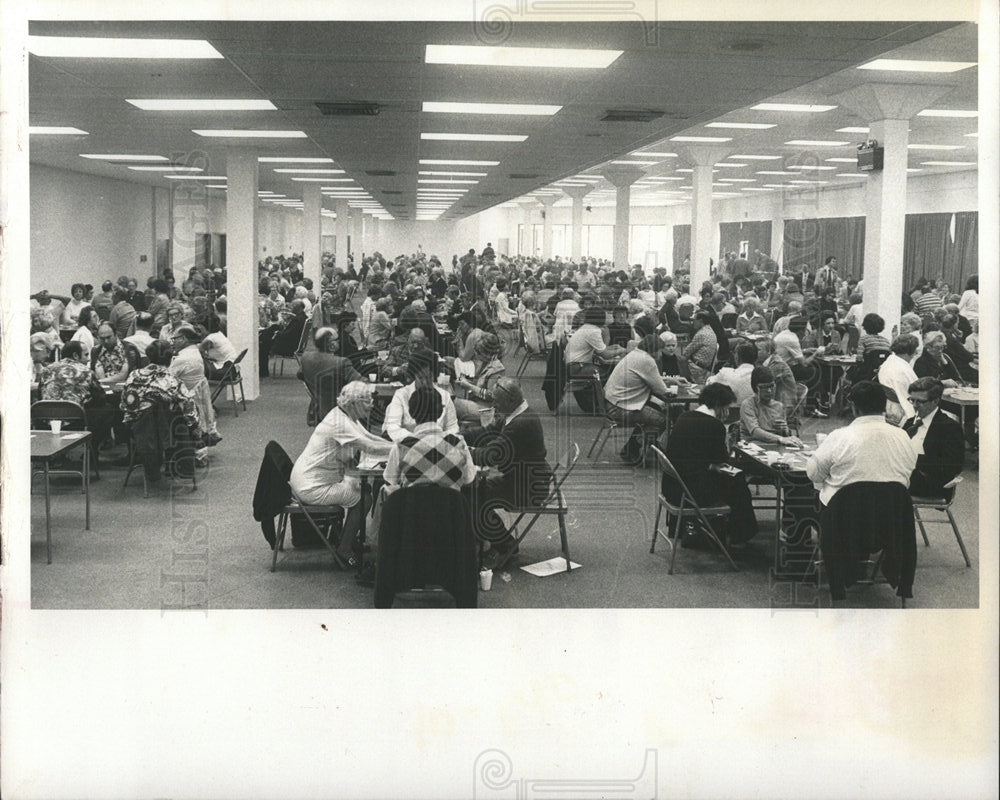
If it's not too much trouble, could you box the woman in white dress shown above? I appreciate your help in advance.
[289,381,394,564]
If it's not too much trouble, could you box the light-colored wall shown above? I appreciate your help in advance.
[30,163,157,293]
[29,163,979,293]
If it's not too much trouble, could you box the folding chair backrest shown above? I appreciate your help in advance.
[543,442,580,504]
[650,445,697,507]
[232,348,248,366]
[296,319,313,356]
[31,400,88,429]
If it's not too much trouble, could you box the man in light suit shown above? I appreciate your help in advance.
[903,377,965,497]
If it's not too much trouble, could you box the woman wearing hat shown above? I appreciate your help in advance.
[452,332,506,423]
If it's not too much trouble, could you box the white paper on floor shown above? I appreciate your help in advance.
[520,557,581,576]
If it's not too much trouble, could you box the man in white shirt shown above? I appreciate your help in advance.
[382,351,459,442]
[551,288,581,341]
[806,381,916,507]
[877,334,920,425]
[124,312,156,354]
[199,330,239,380]
[603,335,687,436]
[708,341,758,405]
[169,325,220,445]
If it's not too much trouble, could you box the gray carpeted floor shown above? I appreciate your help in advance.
[30,351,980,609]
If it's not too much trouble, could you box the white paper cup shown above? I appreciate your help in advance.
[666,385,678,396]
[765,451,778,465]
[479,408,495,426]
[815,433,827,446]
[368,374,377,383]
[50,420,62,433]
[479,569,493,591]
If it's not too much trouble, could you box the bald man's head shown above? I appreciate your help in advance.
[492,377,524,414]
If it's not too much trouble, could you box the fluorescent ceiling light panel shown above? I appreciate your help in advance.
[419,159,499,166]
[291,177,354,182]
[206,185,227,189]
[80,153,167,161]
[742,187,772,191]
[670,135,732,142]
[729,154,781,160]
[259,157,334,163]
[858,58,975,73]
[273,168,345,174]
[422,101,560,115]
[752,103,836,113]
[418,170,488,176]
[907,143,962,150]
[917,109,977,118]
[723,178,757,183]
[611,160,658,166]
[127,99,276,111]
[836,127,870,134]
[825,157,857,163]
[763,184,787,188]
[921,160,976,166]
[714,163,748,168]
[836,173,867,178]
[787,165,836,170]
[632,152,677,158]
[965,132,978,138]
[785,140,850,146]
[789,180,827,184]
[28,35,223,59]
[425,44,622,69]
[421,133,527,142]
[128,166,203,172]
[193,129,307,138]
[164,175,227,180]
[706,122,776,129]
[417,179,479,184]
[29,126,87,135]
[755,171,796,175]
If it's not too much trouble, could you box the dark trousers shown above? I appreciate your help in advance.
[662,470,758,543]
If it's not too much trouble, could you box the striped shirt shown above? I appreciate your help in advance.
[914,292,943,315]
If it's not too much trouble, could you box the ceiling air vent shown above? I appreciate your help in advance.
[600,108,664,123]
[508,173,540,180]
[315,102,380,116]
[365,169,396,176]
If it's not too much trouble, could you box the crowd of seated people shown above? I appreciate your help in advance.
[29,265,237,482]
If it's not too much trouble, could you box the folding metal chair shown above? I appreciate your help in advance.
[514,318,550,378]
[912,476,971,567]
[587,391,650,466]
[493,443,579,573]
[263,442,348,571]
[209,349,248,416]
[122,405,198,497]
[649,445,739,574]
[31,400,99,482]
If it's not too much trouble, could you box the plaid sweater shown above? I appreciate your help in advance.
[385,424,477,491]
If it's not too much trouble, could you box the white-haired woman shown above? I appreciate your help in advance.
[289,381,394,564]
[736,296,767,335]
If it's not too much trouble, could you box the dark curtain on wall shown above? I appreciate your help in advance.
[783,217,866,279]
[672,224,691,272]
[903,212,978,293]
[718,220,772,261]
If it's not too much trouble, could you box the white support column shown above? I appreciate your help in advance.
[302,184,322,290]
[334,200,349,275]
[602,166,646,272]
[352,210,364,266]
[563,185,591,262]
[226,149,261,401]
[171,183,206,277]
[678,145,732,291]
[835,83,952,337]
[518,201,537,256]
[770,192,785,273]
[539,195,557,259]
